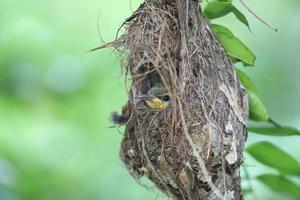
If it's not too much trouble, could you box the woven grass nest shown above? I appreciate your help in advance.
[103,0,248,199]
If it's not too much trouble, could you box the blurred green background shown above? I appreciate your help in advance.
[0,0,299,200]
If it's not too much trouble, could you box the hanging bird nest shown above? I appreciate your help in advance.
[101,0,248,199]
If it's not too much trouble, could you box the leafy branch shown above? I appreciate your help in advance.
[202,0,300,199]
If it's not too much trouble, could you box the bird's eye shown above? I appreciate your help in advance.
[162,95,170,101]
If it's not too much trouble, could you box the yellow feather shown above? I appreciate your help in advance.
[145,97,168,110]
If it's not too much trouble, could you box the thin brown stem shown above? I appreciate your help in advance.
[239,0,278,32]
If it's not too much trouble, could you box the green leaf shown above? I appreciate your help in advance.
[246,141,300,175]
[257,174,300,199]
[236,69,258,93]
[236,69,269,121]
[241,188,252,196]
[203,0,250,30]
[248,92,269,121]
[248,126,300,136]
[229,56,239,63]
[232,6,250,30]
[203,1,233,19]
[212,24,256,66]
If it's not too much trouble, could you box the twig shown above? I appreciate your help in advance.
[178,99,224,200]
[239,0,278,32]
[268,118,282,128]
[97,10,105,44]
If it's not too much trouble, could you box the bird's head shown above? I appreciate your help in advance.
[144,83,171,110]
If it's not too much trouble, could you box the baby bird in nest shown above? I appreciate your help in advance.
[110,83,170,125]
[145,83,170,110]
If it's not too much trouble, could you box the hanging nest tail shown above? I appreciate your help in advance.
[102,0,248,199]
